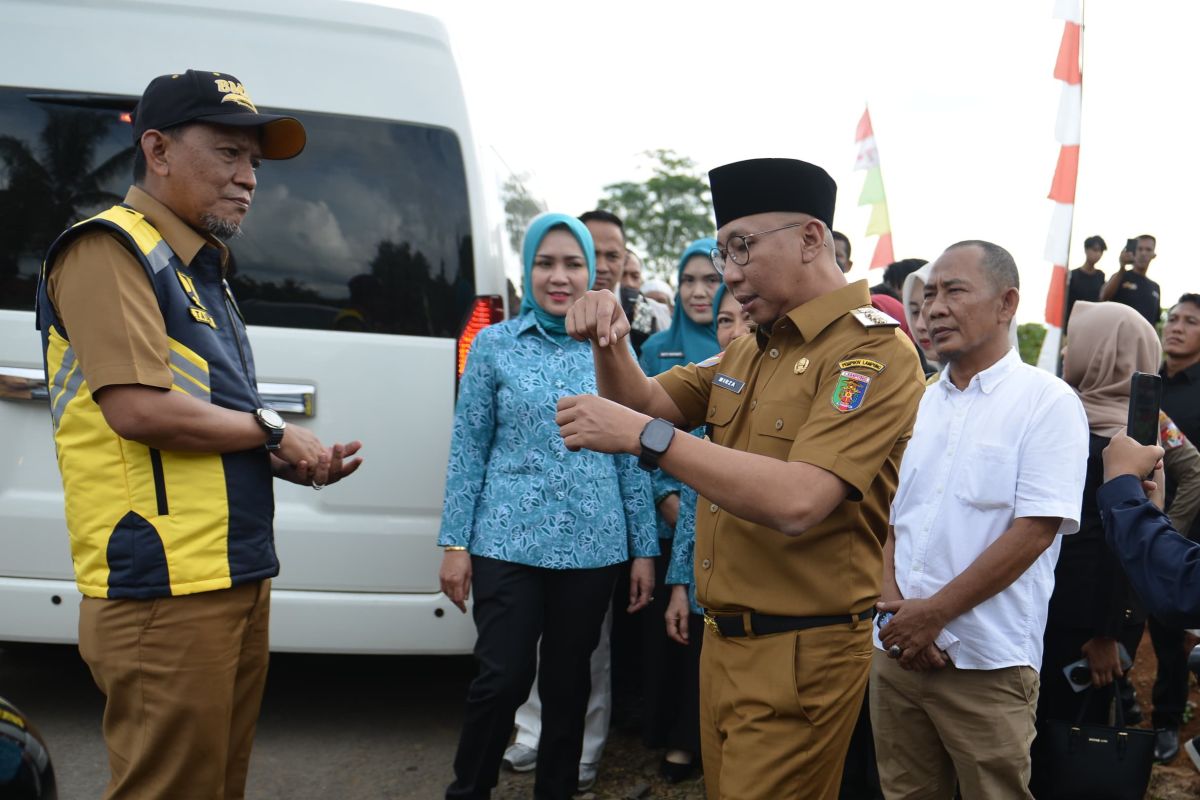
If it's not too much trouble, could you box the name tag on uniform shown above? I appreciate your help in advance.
[659,350,684,359]
[714,373,745,394]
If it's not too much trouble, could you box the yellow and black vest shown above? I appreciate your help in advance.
[36,205,278,599]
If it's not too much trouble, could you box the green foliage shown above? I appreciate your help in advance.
[1017,322,1047,366]
[596,149,713,280]
[501,174,545,256]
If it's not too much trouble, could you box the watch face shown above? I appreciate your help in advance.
[643,419,674,453]
[259,408,285,429]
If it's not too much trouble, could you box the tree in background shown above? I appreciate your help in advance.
[1017,322,1047,366]
[596,149,713,281]
[501,174,545,257]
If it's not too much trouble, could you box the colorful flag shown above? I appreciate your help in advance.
[854,107,894,269]
[1037,0,1083,372]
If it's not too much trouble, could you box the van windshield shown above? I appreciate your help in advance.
[0,86,475,337]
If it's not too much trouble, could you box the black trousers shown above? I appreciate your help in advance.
[639,537,701,755]
[838,686,882,799]
[1148,614,1191,728]
[446,557,620,800]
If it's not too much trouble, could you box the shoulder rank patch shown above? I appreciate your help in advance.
[697,352,723,368]
[714,373,745,394]
[832,370,872,412]
[849,305,900,328]
[1161,411,1188,450]
[189,307,217,328]
[838,358,886,374]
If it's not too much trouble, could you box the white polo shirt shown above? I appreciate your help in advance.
[881,348,1089,671]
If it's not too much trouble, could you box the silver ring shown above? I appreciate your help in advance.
[887,645,902,659]
[311,480,325,491]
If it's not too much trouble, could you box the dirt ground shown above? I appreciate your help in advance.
[1132,629,1200,800]
[525,628,1200,800]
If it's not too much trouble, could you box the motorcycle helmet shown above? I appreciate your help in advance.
[0,695,56,800]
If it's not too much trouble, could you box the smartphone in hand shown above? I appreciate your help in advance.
[1127,372,1162,447]
[1063,643,1134,692]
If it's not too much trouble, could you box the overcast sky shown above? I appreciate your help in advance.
[378,0,1193,323]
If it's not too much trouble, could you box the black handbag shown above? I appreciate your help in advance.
[1039,687,1156,800]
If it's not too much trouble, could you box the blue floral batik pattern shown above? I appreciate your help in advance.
[437,312,658,569]
[667,484,703,614]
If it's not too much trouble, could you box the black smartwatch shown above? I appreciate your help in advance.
[254,407,286,451]
[638,418,676,472]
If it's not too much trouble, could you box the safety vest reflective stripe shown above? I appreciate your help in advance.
[36,204,277,599]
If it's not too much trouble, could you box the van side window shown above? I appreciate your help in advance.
[0,88,476,337]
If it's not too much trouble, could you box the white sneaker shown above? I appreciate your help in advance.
[577,762,598,791]
[502,743,537,773]
[1185,736,1200,773]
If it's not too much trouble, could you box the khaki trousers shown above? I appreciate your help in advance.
[869,650,1039,800]
[699,618,873,800]
[78,580,271,800]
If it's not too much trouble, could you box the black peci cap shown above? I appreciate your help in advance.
[132,70,306,160]
[709,157,837,230]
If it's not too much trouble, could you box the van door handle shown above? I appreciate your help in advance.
[258,382,315,417]
[0,368,314,416]
[0,366,49,402]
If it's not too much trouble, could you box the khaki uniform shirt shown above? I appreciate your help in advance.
[655,281,924,617]
[47,186,229,393]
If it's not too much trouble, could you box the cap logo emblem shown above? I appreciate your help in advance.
[213,79,258,113]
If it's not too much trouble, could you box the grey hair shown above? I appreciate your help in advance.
[944,240,1019,293]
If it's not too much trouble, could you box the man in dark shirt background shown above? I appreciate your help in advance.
[1100,234,1162,327]
[1162,294,1200,526]
[1143,293,1200,763]
[1065,235,1106,327]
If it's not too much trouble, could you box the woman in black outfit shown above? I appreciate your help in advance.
[1029,301,1160,796]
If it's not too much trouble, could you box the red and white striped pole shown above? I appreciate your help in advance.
[1037,0,1083,372]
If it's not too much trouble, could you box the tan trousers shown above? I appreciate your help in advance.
[869,650,1040,800]
[699,618,873,800]
[78,580,271,800]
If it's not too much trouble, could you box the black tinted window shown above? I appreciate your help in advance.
[0,86,476,337]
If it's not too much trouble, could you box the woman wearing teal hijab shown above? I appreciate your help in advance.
[439,212,658,798]
[632,237,721,782]
[638,237,721,375]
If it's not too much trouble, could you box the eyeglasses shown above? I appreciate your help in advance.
[709,222,807,275]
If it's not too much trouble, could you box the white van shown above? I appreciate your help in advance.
[0,0,506,653]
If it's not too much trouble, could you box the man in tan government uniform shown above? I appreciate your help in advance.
[555,157,924,799]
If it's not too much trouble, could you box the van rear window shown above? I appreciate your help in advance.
[0,86,475,337]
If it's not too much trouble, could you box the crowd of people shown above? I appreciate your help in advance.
[30,66,1200,800]
[439,156,1200,800]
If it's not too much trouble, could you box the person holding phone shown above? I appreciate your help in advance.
[1100,435,1200,625]
[1029,301,1161,794]
[1140,292,1200,763]
[1099,235,1162,327]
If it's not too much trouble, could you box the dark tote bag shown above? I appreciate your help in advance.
[1040,687,1156,800]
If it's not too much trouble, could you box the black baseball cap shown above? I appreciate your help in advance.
[132,70,306,159]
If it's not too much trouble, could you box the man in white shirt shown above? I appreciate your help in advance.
[870,240,1089,799]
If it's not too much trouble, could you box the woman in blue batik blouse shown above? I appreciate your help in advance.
[438,212,658,800]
